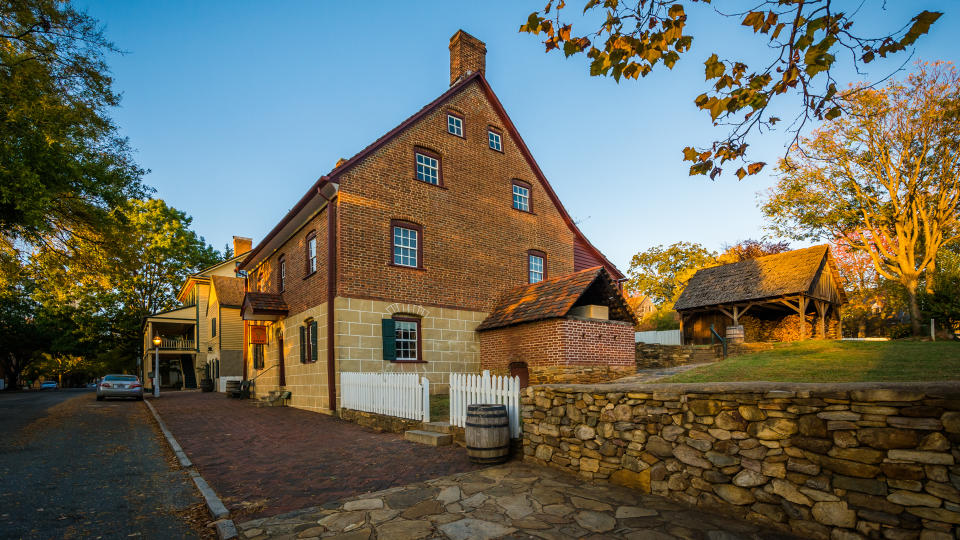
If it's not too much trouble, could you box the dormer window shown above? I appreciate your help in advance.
[447,113,464,137]
[414,150,441,186]
[488,129,502,152]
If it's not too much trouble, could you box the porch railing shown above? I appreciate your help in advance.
[154,337,195,350]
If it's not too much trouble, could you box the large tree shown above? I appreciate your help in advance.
[763,62,960,335]
[1,0,146,253]
[31,198,223,372]
[625,241,717,306]
[519,1,940,180]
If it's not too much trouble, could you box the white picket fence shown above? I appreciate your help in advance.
[450,370,521,438]
[635,329,683,345]
[340,372,430,422]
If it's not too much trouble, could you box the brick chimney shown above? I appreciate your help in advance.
[449,30,486,86]
[232,236,252,256]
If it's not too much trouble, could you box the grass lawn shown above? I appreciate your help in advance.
[431,393,450,421]
[660,340,960,383]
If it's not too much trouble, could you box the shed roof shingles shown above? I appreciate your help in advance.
[242,292,289,314]
[674,245,839,311]
[477,267,633,331]
[211,276,245,307]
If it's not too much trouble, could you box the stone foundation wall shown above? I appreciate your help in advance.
[338,408,422,434]
[522,381,960,539]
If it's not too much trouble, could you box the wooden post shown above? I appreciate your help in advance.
[814,300,826,339]
[798,296,807,341]
[733,305,739,326]
[679,314,685,345]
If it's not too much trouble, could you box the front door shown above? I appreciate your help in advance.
[277,331,286,387]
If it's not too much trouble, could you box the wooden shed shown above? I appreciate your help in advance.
[674,245,846,345]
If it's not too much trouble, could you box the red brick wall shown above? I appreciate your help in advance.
[334,80,576,312]
[250,207,329,315]
[479,317,635,383]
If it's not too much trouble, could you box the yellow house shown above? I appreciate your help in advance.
[140,237,252,392]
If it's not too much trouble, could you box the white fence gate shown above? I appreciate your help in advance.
[340,372,430,422]
[449,370,521,438]
[635,329,683,345]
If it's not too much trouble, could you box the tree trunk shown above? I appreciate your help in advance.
[905,279,923,336]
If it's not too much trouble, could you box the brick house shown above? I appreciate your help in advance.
[238,30,627,414]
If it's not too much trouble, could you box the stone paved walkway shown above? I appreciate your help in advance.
[149,391,479,518]
[237,462,793,539]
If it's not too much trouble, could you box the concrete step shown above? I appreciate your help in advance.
[422,421,452,434]
[404,430,452,446]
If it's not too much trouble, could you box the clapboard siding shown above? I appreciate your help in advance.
[220,307,243,351]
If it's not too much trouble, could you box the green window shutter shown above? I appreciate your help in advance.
[310,320,319,362]
[381,319,396,362]
[299,326,306,363]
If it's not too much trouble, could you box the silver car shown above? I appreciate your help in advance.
[96,374,144,401]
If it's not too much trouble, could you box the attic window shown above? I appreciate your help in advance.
[512,180,532,213]
[488,129,502,152]
[447,113,464,137]
[414,150,441,186]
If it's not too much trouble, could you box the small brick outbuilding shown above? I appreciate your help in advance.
[477,267,636,385]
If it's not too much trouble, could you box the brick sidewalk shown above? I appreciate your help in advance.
[149,391,480,519]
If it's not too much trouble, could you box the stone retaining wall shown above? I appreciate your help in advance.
[522,381,960,539]
[636,343,708,369]
[338,408,422,434]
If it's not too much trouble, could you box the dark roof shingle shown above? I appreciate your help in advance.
[242,292,289,314]
[674,245,844,310]
[211,276,245,307]
[477,267,633,331]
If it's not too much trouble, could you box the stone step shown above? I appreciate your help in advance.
[421,421,452,434]
[404,430,452,446]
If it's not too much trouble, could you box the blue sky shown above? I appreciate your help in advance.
[79,1,959,272]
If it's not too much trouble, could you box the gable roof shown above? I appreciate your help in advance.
[674,245,847,311]
[176,251,249,303]
[240,72,622,279]
[477,267,634,331]
[210,276,245,308]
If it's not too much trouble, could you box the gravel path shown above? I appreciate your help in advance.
[0,390,201,539]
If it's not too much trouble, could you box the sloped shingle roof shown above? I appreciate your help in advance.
[675,245,843,311]
[242,292,289,314]
[211,276,245,307]
[477,267,634,331]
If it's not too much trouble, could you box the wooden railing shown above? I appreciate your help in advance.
[153,337,195,350]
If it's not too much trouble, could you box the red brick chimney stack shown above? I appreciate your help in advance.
[449,30,486,86]
[232,236,253,256]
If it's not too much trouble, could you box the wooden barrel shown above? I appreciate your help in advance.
[465,404,511,464]
[726,325,745,344]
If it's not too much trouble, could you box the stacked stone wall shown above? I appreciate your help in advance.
[522,381,960,539]
[636,344,696,369]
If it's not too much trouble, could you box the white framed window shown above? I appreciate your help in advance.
[392,224,419,268]
[447,114,463,137]
[307,233,317,274]
[529,253,545,284]
[488,130,502,151]
[513,183,530,212]
[394,318,419,362]
[278,256,286,292]
[415,152,440,185]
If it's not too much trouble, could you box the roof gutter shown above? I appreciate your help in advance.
[240,179,339,271]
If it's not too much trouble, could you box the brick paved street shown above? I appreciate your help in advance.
[149,391,480,519]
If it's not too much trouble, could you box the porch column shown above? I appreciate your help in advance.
[798,296,807,341]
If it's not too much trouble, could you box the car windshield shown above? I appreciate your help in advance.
[103,375,137,382]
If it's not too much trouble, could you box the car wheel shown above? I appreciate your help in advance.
[96,395,104,401]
